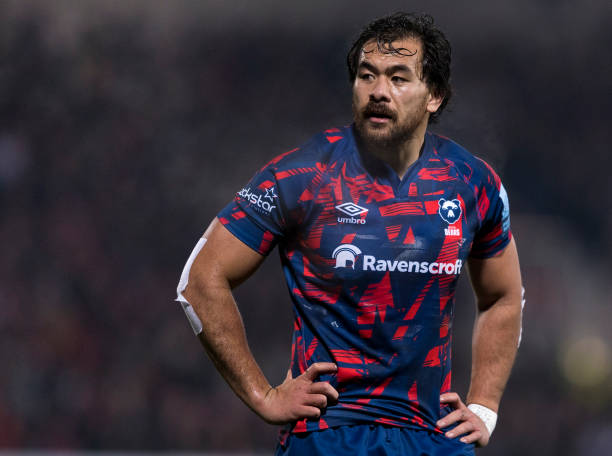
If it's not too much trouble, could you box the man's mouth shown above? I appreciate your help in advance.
[367,115,391,123]
[363,105,395,123]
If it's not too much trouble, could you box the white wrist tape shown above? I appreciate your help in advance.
[176,237,207,335]
[467,403,497,437]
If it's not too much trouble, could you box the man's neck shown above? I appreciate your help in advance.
[358,121,428,180]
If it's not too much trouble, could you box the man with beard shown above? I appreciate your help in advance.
[177,12,523,456]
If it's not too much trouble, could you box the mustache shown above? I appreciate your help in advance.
[362,102,396,120]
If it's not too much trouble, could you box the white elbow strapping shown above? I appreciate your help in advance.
[176,237,207,335]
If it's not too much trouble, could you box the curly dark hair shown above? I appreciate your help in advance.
[347,12,452,124]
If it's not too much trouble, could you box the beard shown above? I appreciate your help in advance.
[353,98,428,150]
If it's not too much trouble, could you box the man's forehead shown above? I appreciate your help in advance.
[360,37,422,61]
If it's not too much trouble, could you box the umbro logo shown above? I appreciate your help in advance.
[336,202,368,225]
[336,202,368,216]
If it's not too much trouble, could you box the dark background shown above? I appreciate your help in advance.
[1,0,611,454]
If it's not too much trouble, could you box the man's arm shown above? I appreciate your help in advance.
[466,236,523,410]
[182,218,338,425]
[437,237,523,446]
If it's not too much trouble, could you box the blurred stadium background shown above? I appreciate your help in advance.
[1,0,610,454]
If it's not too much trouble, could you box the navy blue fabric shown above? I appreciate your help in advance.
[218,125,511,433]
[275,425,475,456]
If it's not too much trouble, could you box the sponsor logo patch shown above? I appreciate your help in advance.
[332,243,462,275]
[237,186,277,213]
[332,244,362,269]
[264,186,278,201]
[336,202,368,217]
[336,202,368,224]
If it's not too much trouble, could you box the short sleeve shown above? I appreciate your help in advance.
[217,160,287,256]
[470,160,512,259]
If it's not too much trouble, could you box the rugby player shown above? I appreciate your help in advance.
[177,12,523,455]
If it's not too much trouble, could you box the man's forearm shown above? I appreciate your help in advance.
[466,293,522,412]
[185,281,272,417]
[180,221,340,426]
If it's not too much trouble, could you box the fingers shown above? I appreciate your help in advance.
[437,392,466,428]
[459,430,484,445]
[294,365,339,419]
[309,380,339,402]
[436,408,465,428]
[304,393,328,409]
[301,364,339,406]
[262,363,339,425]
[297,405,323,420]
[439,392,462,408]
[436,393,490,447]
[302,362,337,381]
[447,420,486,445]
[445,420,475,439]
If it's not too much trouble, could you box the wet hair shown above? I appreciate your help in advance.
[347,12,452,123]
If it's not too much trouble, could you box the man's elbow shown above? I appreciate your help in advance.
[176,236,221,335]
[183,266,227,306]
[477,287,521,313]
[179,269,231,336]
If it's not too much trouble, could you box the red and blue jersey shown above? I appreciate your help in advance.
[217,125,511,434]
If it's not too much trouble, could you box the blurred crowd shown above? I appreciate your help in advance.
[0,1,610,454]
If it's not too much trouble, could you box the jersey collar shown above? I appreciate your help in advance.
[348,124,434,192]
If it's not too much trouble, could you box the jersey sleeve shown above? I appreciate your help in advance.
[217,157,288,256]
[470,159,512,258]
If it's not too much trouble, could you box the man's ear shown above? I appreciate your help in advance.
[427,92,444,114]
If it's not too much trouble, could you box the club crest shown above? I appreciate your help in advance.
[438,198,462,224]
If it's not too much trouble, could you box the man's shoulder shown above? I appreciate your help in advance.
[429,133,502,187]
[429,132,481,166]
[260,125,354,174]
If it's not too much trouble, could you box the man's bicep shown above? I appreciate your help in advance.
[467,237,522,311]
[188,218,266,293]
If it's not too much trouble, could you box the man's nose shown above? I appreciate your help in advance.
[370,77,391,102]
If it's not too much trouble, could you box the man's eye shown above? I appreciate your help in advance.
[392,76,407,83]
[360,73,374,81]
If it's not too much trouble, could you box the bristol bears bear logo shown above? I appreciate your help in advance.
[438,198,462,224]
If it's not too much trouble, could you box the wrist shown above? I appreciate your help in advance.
[467,403,497,437]
[252,385,285,425]
[250,384,273,408]
[237,378,273,417]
